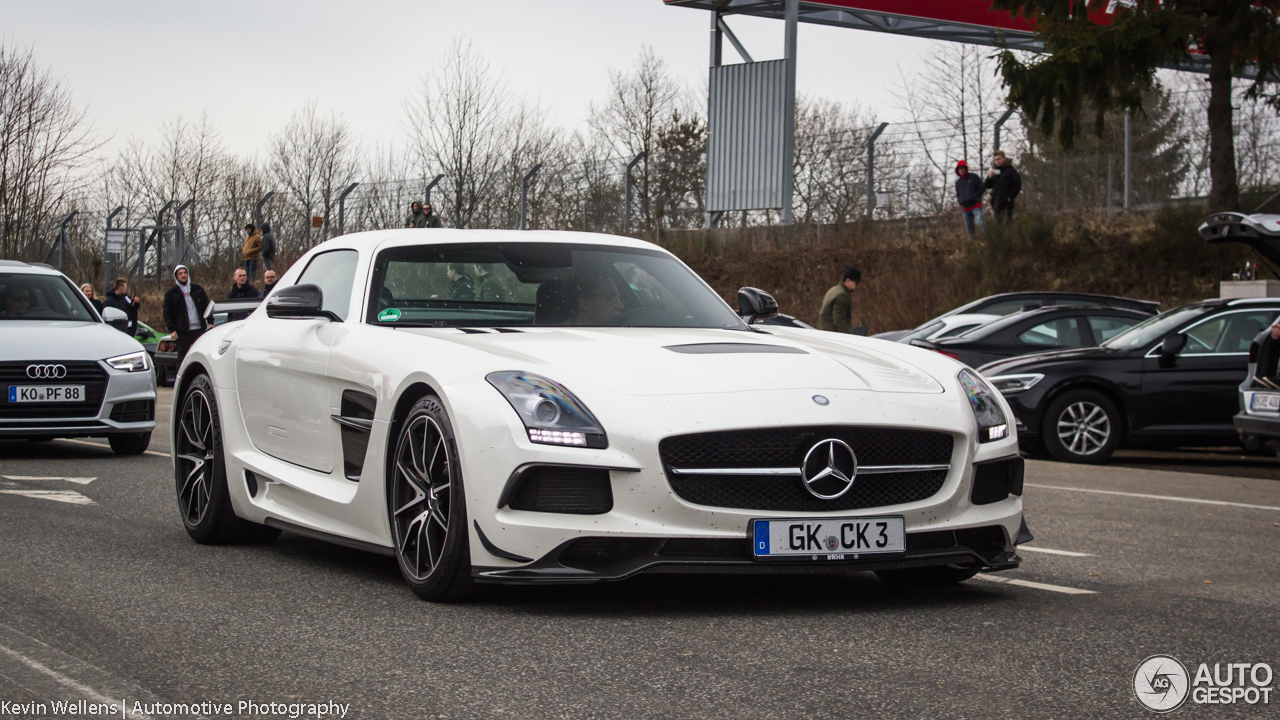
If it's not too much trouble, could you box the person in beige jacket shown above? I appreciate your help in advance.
[242,223,263,279]
[817,266,862,334]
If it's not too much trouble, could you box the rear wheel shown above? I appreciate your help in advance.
[388,395,476,602]
[1042,389,1121,464]
[109,432,151,455]
[175,374,279,544]
[876,565,979,586]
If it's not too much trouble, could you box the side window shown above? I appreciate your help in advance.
[980,299,1040,316]
[1209,312,1275,354]
[1087,315,1138,343]
[1184,316,1226,353]
[1017,317,1083,348]
[296,250,359,321]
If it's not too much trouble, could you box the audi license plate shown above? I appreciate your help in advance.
[1251,393,1280,412]
[752,517,905,560]
[8,385,84,403]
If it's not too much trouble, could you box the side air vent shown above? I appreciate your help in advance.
[970,456,1025,505]
[333,390,376,481]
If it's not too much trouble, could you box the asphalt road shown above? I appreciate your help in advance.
[0,399,1277,719]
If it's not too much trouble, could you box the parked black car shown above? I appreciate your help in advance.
[979,298,1280,463]
[874,291,1160,341]
[913,305,1149,368]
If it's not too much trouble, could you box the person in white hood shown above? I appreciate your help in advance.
[162,265,210,364]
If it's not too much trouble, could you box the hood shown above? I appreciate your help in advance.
[0,321,145,362]
[955,160,969,176]
[260,221,271,233]
[407,327,945,396]
[978,346,1124,376]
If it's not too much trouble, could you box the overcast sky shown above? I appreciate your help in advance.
[3,0,949,157]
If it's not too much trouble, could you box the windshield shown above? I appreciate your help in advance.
[0,273,96,322]
[899,320,944,344]
[1101,306,1210,349]
[366,242,747,330]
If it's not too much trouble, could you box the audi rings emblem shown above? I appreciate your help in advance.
[800,439,858,500]
[26,364,67,379]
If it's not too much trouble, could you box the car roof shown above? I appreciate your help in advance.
[311,229,669,255]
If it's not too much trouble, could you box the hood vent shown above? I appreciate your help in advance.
[664,343,807,355]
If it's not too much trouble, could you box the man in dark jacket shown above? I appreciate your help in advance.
[406,200,443,228]
[259,221,276,271]
[445,263,475,300]
[984,150,1022,222]
[954,160,985,236]
[103,278,141,334]
[260,269,278,298]
[817,266,861,334]
[227,268,258,321]
[163,265,210,365]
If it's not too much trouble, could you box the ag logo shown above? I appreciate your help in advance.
[1134,655,1190,713]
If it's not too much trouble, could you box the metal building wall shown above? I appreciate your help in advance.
[706,60,787,212]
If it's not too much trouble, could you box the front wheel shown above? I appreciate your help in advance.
[388,396,476,602]
[175,374,280,544]
[1042,389,1121,464]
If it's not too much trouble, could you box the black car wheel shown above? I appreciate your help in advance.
[108,432,151,455]
[388,395,476,602]
[1043,389,1121,464]
[175,373,280,544]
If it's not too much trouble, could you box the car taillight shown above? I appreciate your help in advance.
[934,350,961,361]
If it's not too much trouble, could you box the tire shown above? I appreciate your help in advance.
[875,565,980,586]
[1042,389,1122,464]
[387,395,476,602]
[174,373,280,545]
[109,432,151,455]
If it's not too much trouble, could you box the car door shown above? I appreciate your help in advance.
[236,249,359,473]
[1137,308,1279,435]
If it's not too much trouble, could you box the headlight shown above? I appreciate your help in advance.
[958,369,1008,443]
[105,351,150,372]
[486,371,608,449]
[986,373,1044,395]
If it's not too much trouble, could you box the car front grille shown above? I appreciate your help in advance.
[0,361,109,420]
[659,426,953,512]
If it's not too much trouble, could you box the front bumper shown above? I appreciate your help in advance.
[0,363,156,438]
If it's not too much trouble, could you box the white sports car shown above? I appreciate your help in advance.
[172,230,1030,601]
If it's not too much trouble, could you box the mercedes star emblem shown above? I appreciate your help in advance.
[800,438,858,499]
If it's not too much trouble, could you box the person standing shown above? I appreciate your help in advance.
[163,265,210,365]
[954,160,985,236]
[406,200,443,228]
[817,266,861,334]
[984,150,1022,223]
[260,269,278,298]
[227,267,258,322]
[242,223,263,279]
[80,283,104,315]
[103,278,141,333]
[259,221,275,272]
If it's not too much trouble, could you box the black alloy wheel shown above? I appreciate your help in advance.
[1042,389,1122,464]
[175,373,280,544]
[388,395,475,602]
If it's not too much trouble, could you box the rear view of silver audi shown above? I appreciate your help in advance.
[0,261,156,455]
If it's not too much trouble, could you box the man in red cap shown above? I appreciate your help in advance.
[954,160,985,237]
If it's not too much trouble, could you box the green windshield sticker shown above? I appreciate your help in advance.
[378,308,402,323]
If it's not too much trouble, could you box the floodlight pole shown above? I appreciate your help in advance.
[781,0,798,225]
[1124,109,1133,212]
[993,107,1015,157]
[520,164,542,231]
[104,206,124,294]
[866,123,889,216]
[337,183,359,236]
[625,152,646,233]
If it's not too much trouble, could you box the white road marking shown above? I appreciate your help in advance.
[0,645,151,719]
[1027,483,1280,512]
[1018,545,1096,557]
[61,438,171,458]
[975,574,1098,595]
[1,475,96,485]
[0,489,95,505]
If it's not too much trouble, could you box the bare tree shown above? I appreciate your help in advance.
[268,101,357,248]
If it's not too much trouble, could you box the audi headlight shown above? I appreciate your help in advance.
[986,373,1044,395]
[486,371,607,449]
[959,369,1008,443]
[105,351,150,373]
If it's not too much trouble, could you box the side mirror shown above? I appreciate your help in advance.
[265,284,340,322]
[1162,333,1187,361]
[737,287,779,325]
[102,306,129,332]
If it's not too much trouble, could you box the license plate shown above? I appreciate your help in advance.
[1251,393,1280,412]
[752,517,905,560]
[8,385,85,403]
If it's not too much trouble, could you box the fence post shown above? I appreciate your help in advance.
[866,123,888,216]
[254,192,275,228]
[520,164,542,231]
[425,174,444,206]
[103,206,124,294]
[1123,109,1133,212]
[337,183,359,236]
[174,199,193,266]
[780,0,798,225]
[993,108,1015,157]
[625,152,646,233]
